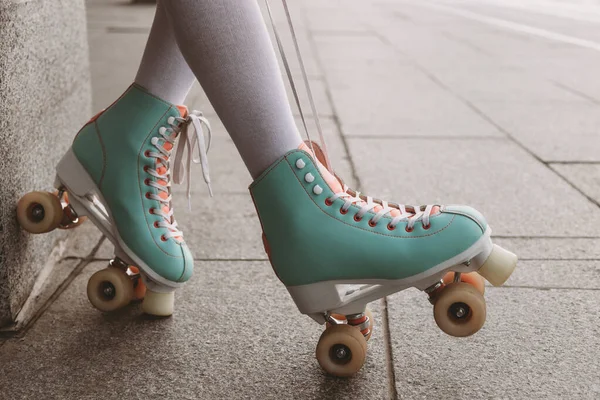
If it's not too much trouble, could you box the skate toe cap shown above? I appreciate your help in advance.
[442,205,487,233]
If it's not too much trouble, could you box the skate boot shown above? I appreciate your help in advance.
[17,84,212,316]
[250,142,517,377]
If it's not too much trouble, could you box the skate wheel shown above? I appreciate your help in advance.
[478,244,518,287]
[127,266,147,301]
[87,267,134,312]
[142,289,174,317]
[433,282,486,337]
[316,324,367,377]
[443,271,485,295]
[17,191,64,234]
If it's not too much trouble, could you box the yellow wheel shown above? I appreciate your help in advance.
[433,282,486,337]
[87,267,134,312]
[316,324,367,377]
[16,191,64,233]
[442,271,485,295]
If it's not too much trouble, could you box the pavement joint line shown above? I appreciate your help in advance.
[519,258,600,261]
[304,9,399,392]
[547,161,600,165]
[0,236,106,340]
[549,80,600,105]
[500,285,600,291]
[311,29,379,38]
[492,235,600,239]
[548,164,600,209]
[440,30,493,56]
[381,297,399,400]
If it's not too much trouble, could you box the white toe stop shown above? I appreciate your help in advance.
[142,289,175,317]
[478,244,518,287]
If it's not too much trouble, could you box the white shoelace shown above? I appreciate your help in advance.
[146,111,212,239]
[328,184,434,230]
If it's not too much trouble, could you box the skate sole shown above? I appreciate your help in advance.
[287,227,516,323]
[55,148,183,292]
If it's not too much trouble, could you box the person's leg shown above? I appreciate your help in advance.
[161,0,302,178]
[135,1,196,105]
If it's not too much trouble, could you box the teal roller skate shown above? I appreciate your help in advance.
[16,84,212,316]
[250,142,517,377]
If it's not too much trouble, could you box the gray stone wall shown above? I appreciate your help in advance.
[0,0,91,327]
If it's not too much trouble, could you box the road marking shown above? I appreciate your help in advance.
[418,1,600,53]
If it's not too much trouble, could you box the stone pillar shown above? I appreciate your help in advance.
[0,0,91,327]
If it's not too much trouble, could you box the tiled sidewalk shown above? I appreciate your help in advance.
[2,1,599,398]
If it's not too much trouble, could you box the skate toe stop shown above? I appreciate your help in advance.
[142,289,175,317]
[478,244,517,286]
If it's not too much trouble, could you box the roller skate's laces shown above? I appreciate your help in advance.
[328,185,434,230]
[145,111,212,240]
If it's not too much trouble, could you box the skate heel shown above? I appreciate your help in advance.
[477,244,517,286]
[287,281,343,316]
[142,288,175,317]
[55,148,98,197]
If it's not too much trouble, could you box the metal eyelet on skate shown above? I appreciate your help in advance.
[304,172,315,183]
[295,159,306,169]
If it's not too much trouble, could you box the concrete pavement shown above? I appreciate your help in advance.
[1,0,600,398]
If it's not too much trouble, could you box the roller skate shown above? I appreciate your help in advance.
[16,84,212,316]
[250,142,517,377]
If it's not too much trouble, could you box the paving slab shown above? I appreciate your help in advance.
[551,164,600,204]
[474,102,600,162]
[388,287,600,399]
[311,37,503,138]
[494,237,600,260]
[431,69,584,103]
[87,0,155,31]
[506,260,600,289]
[0,261,390,400]
[347,137,600,236]
[88,22,148,110]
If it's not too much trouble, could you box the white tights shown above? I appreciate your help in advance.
[135,0,302,178]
